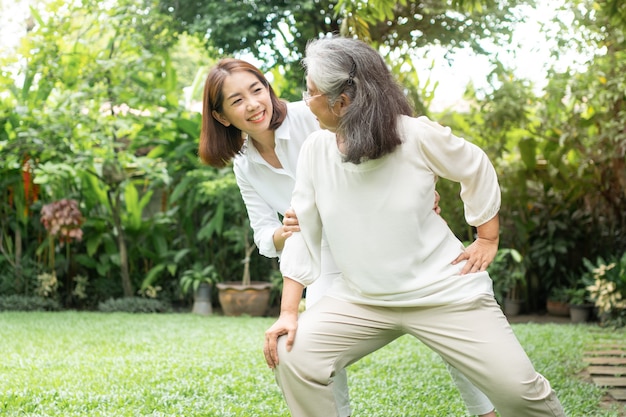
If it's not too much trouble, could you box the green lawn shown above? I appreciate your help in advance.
[0,312,623,416]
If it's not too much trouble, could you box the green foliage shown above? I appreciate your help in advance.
[159,0,534,95]
[488,248,527,303]
[0,312,623,416]
[0,295,61,311]
[179,263,219,295]
[0,0,206,303]
[526,210,583,293]
[1,0,625,314]
[565,287,591,306]
[548,286,571,303]
[437,0,626,311]
[584,252,626,327]
[532,0,626,254]
[97,297,172,313]
[0,255,40,297]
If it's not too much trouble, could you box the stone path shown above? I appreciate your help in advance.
[584,342,626,414]
[508,314,625,413]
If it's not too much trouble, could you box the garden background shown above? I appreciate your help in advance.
[0,0,625,324]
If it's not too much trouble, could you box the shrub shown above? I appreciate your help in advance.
[584,252,626,327]
[0,295,61,311]
[488,248,526,304]
[97,297,172,313]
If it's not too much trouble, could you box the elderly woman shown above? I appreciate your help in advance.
[200,56,497,417]
[263,36,566,417]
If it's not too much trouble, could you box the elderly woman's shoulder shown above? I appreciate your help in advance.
[304,128,333,146]
[400,115,452,137]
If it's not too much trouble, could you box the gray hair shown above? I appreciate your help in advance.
[302,36,413,164]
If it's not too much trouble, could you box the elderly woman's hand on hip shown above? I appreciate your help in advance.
[452,237,499,275]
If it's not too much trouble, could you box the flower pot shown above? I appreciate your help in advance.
[192,282,213,316]
[546,300,569,317]
[216,281,272,317]
[503,298,524,316]
[569,304,593,323]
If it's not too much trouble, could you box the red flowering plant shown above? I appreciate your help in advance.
[40,199,85,245]
[39,199,85,293]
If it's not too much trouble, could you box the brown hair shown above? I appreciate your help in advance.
[198,58,288,167]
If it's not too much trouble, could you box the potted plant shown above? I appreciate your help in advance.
[216,222,273,316]
[489,248,527,316]
[565,287,593,323]
[180,263,219,316]
[196,171,274,317]
[546,286,570,317]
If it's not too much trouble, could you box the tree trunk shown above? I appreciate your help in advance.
[108,187,133,297]
[241,242,256,287]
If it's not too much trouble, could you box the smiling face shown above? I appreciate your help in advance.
[212,71,273,138]
[305,76,342,133]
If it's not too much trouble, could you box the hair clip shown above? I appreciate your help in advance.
[347,62,356,86]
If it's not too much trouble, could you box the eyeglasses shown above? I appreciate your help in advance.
[302,90,324,105]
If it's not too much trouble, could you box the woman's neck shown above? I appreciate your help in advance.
[249,130,275,153]
[250,131,282,169]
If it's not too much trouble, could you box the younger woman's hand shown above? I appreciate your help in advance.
[433,190,442,215]
[281,208,301,237]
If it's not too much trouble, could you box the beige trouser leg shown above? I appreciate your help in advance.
[273,295,565,417]
[447,363,495,416]
[303,246,351,417]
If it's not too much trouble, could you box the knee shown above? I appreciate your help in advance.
[519,373,555,402]
[493,372,555,407]
[275,335,334,385]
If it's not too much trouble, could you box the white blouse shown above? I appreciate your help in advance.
[281,115,501,307]
[233,101,320,258]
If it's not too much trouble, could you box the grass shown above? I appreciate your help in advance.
[0,312,623,417]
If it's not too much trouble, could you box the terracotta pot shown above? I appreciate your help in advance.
[546,300,570,317]
[216,281,272,317]
[503,298,524,316]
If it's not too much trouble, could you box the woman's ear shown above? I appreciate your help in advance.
[336,93,351,116]
[212,110,231,127]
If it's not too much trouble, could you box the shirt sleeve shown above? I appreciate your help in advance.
[233,163,282,259]
[413,116,501,226]
[279,138,323,287]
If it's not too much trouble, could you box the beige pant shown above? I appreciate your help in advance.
[306,247,494,416]
[274,295,565,417]
[306,272,352,417]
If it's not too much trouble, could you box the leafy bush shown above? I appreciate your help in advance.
[179,263,219,295]
[0,295,61,311]
[488,248,526,304]
[584,252,626,327]
[97,297,172,313]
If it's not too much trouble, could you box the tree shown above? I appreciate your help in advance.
[158,0,535,99]
[1,0,179,299]
[536,0,626,251]
[435,0,626,309]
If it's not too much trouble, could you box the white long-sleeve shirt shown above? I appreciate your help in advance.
[280,115,501,307]
[233,101,320,258]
